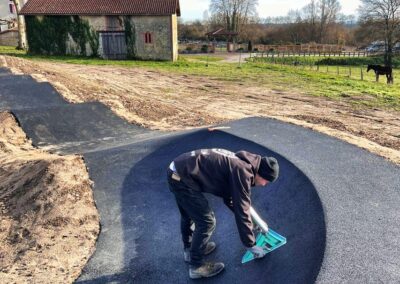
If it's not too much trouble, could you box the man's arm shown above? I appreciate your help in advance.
[229,166,256,248]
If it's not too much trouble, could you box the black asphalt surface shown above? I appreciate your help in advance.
[0,73,67,111]
[13,102,157,154]
[2,69,400,283]
[77,129,325,284]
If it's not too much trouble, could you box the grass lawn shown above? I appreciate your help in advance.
[0,46,26,56]
[1,46,399,110]
[181,55,225,62]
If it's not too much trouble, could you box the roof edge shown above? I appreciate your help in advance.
[19,13,178,17]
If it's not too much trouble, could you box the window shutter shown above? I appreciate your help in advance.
[144,32,152,44]
[9,3,15,14]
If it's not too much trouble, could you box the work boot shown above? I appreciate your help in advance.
[189,262,225,279]
[184,242,216,263]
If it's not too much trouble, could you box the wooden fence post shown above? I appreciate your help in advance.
[238,49,242,68]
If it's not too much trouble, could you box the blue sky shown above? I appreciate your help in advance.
[180,0,361,21]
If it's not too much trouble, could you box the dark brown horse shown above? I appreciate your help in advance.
[367,64,393,84]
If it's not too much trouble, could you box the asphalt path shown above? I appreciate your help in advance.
[76,129,325,283]
[1,68,400,283]
[0,72,66,111]
[13,102,157,154]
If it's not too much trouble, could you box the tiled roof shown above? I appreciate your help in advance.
[20,0,180,16]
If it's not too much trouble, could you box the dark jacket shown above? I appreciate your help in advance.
[174,149,261,247]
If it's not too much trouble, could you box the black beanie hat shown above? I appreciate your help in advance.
[258,157,279,182]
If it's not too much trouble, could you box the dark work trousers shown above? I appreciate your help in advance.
[167,169,216,267]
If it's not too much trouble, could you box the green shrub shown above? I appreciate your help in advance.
[124,17,136,59]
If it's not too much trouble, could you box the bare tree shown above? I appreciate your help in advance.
[318,0,341,42]
[209,0,258,33]
[11,0,27,49]
[178,20,209,41]
[302,0,318,42]
[286,9,306,43]
[360,0,400,67]
[302,0,341,43]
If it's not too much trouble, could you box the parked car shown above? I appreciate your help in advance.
[366,41,386,53]
[394,42,400,52]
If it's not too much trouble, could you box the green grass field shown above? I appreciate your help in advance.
[250,55,400,67]
[1,46,399,110]
[0,46,26,56]
[183,55,225,62]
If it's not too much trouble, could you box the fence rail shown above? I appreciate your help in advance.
[179,43,347,54]
[179,43,400,57]
[254,51,371,58]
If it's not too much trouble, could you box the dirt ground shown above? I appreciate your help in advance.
[0,112,99,283]
[2,55,399,164]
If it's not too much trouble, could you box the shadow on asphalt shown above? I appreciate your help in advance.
[78,129,326,283]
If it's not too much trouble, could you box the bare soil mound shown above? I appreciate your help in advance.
[0,112,99,283]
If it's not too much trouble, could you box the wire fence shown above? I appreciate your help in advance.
[182,47,399,84]
[247,58,398,84]
[178,43,395,58]
[253,51,371,58]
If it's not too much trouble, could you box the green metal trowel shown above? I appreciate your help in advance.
[241,207,287,264]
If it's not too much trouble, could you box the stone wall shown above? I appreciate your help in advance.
[128,16,174,61]
[0,30,18,46]
[82,15,178,61]
[84,16,124,32]
[24,14,178,61]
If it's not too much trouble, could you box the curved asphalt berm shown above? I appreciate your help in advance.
[76,129,326,283]
[2,69,400,283]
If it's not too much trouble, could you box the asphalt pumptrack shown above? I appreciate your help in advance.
[1,67,400,283]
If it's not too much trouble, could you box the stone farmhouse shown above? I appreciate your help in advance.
[0,0,20,45]
[20,0,180,61]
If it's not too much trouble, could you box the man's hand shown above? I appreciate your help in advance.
[247,245,267,259]
[253,222,268,234]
